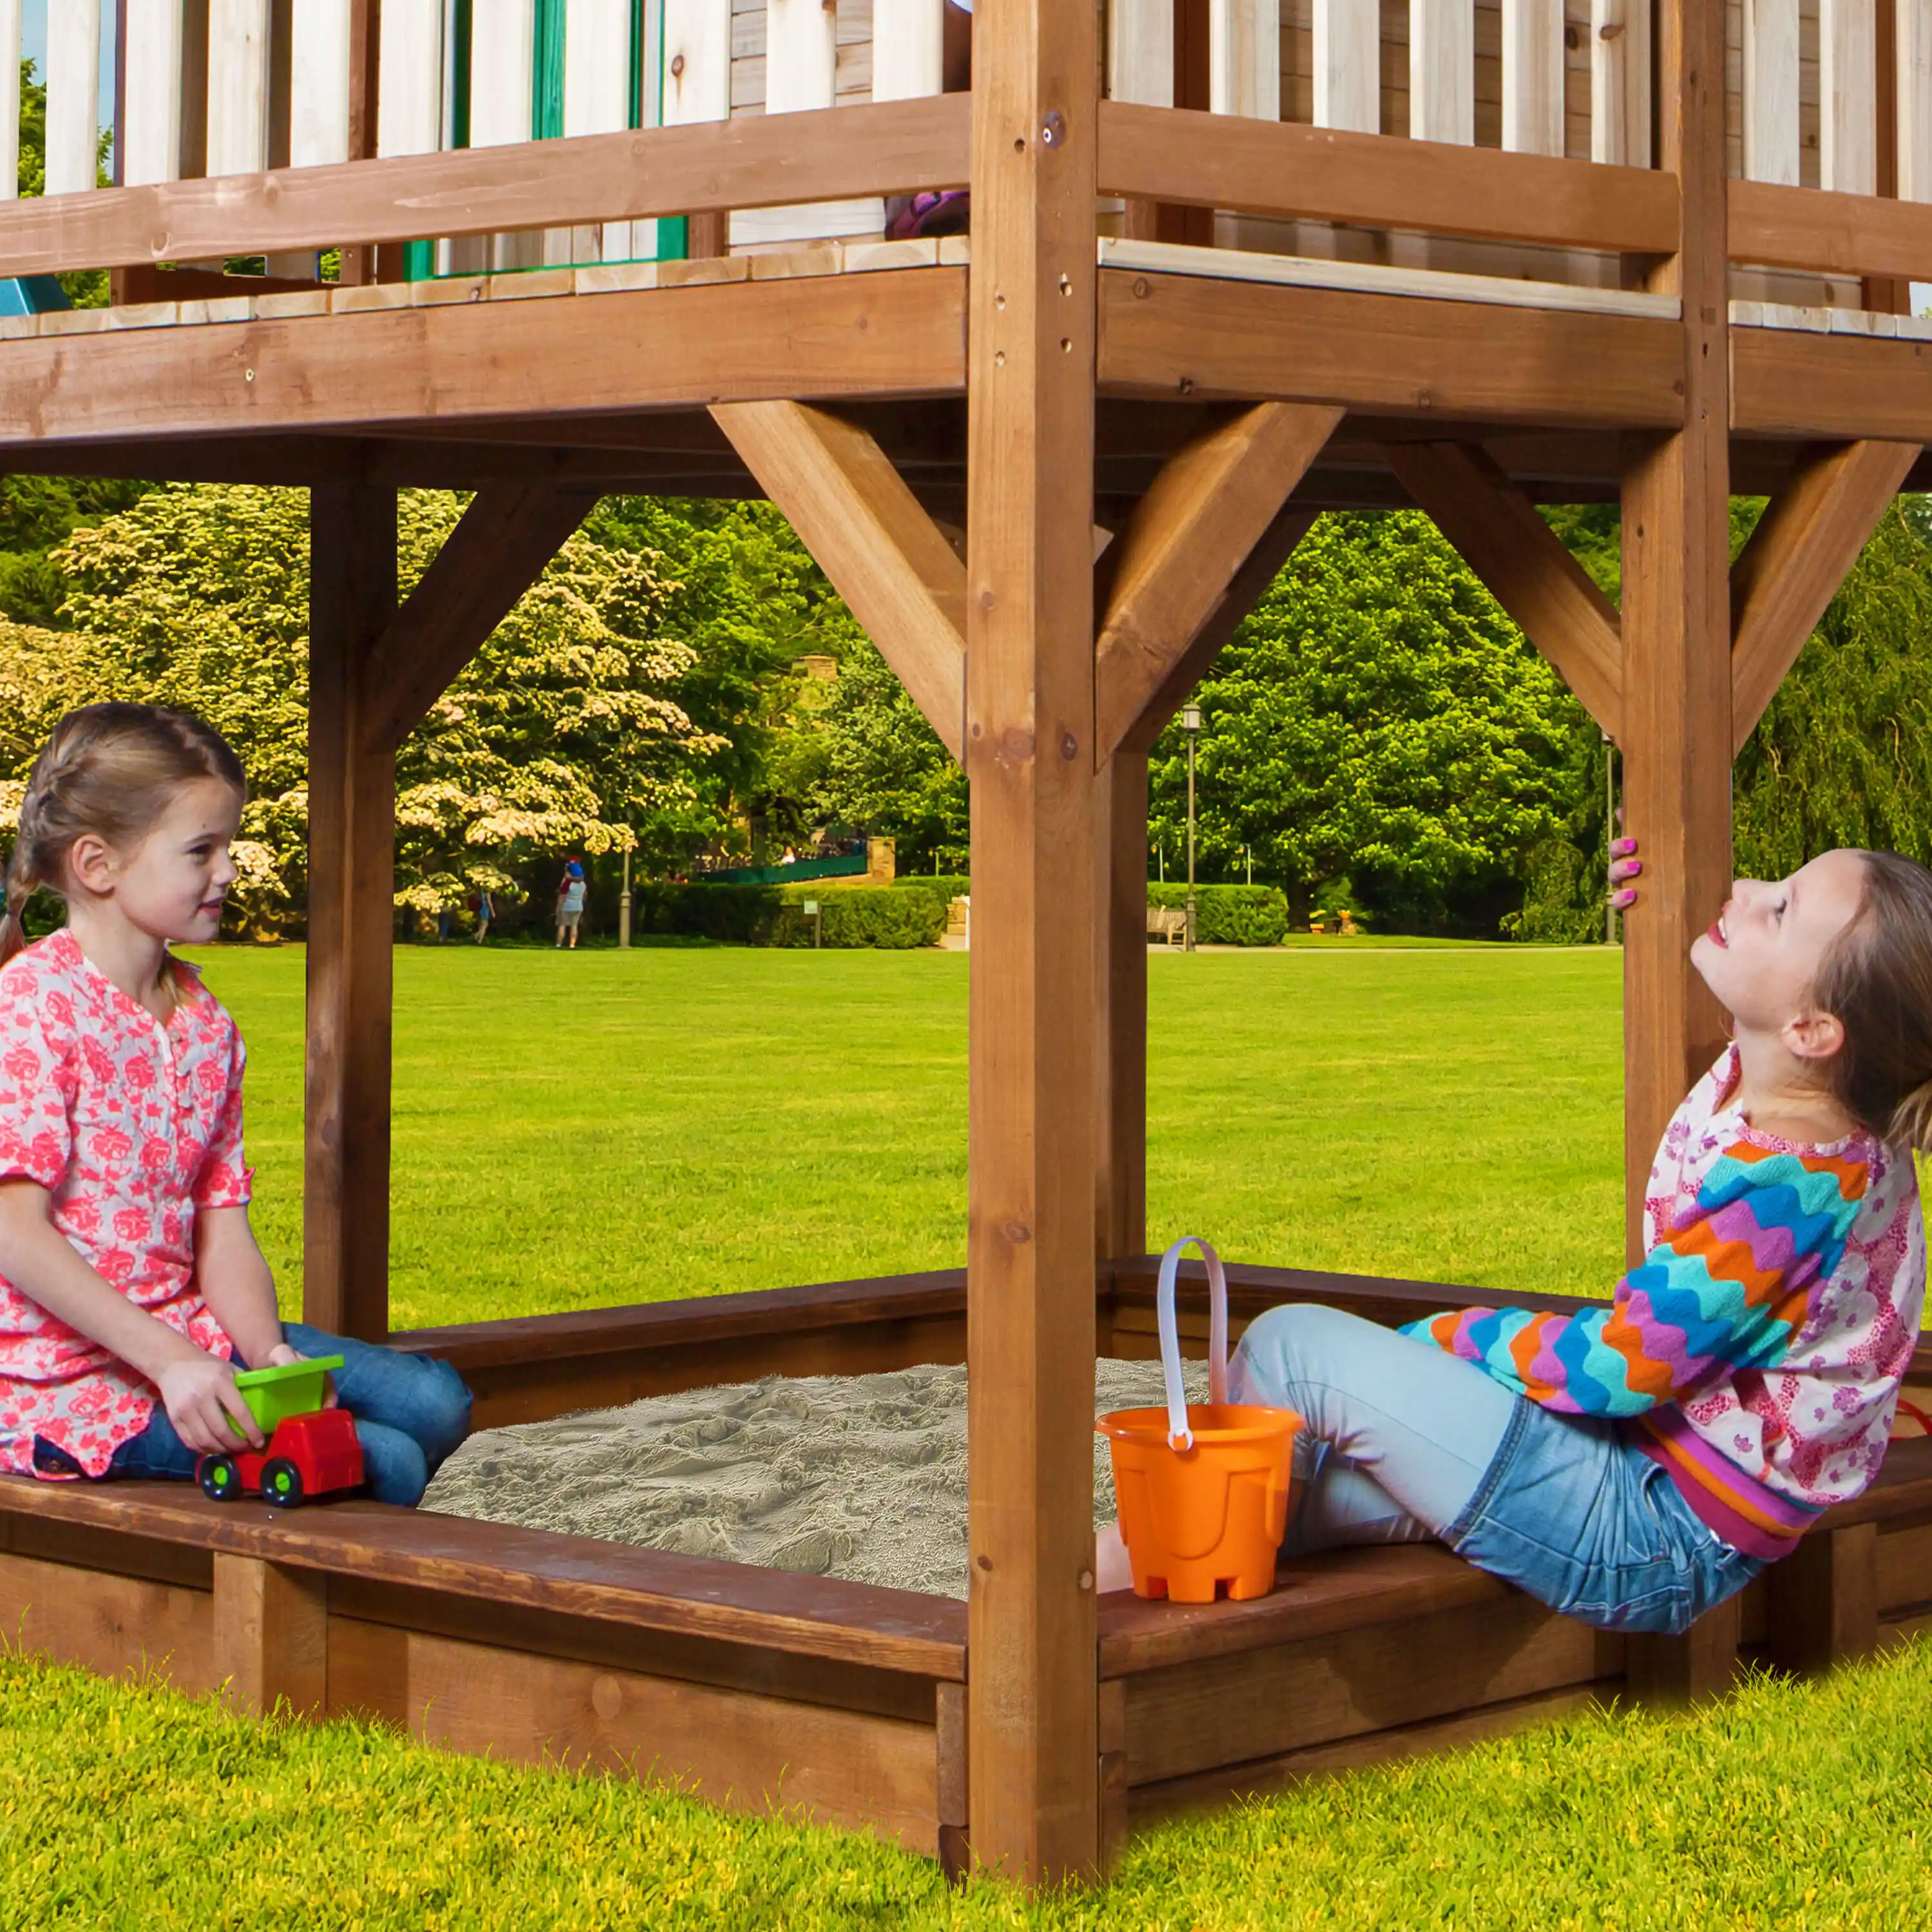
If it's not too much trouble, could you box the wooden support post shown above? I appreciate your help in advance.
[1729,439,1919,754]
[1764,1521,1879,1675]
[212,1552,328,1717]
[965,0,1103,1885]
[1097,1676,1129,1873]
[1385,441,1625,741]
[305,485,399,1341]
[1617,0,1733,1260]
[1626,1591,1741,1703]
[1097,751,1150,1265]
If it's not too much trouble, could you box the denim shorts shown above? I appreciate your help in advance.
[1446,1397,1765,1636]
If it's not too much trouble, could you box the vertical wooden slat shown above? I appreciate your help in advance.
[213,1553,328,1718]
[661,0,732,256]
[1591,0,1653,164]
[122,0,185,187]
[205,0,270,176]
[1110,0,1175,106]
[289,0,353,166]
[1822,0,1880,189]
[378,1,442,155]
[470,0,543,270]
[1213,0,1282,118]
[876,0,949,100]
[1097,754,1149,1264]
[46,0,103,196]
[0,1,19,200]
[1314,0,1380,128]
[966,0,1103,1886]
[1502,0,1565,153]
[1900,0,1932,198]
[1411,0,1476,142]
[1619,0,1733,1258]
[1743,0,1803,181]
[565,0,642,262]
[305,486,399,1345]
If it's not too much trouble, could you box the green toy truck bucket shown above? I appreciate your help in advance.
[231,1356,345,1430]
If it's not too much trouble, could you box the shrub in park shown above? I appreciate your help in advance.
[1146,883,1290,945]
[630,883,948,949]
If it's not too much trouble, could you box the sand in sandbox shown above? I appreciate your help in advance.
[422,1358,1213,1599]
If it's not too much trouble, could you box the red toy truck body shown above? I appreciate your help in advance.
[197,1406,365,1507]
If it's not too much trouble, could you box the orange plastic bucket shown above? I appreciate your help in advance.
[1097,1236,1300,1603]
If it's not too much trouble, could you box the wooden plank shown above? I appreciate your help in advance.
[1097,1678,1129,1870]
[0,1475,971,1678]
[965,0,1104,1884]
[1727,176,1932,277]
[471,0,536,149]
[1122,1590,1613,1783]
[711,401,967,761]
[1617,0,1733,1257]
[1502,0,1564,155]
[0,1510,214,1591]
[289,0,354,168]
[213,1551,329,1716]
[1314,0,1381,129]
[0,1548,217,1692]
[1591,0,1653,166]
[305,484,399,1343]
[1412,0,1477,145]
[876,0,949,100]
[122,0,185,187]
[936,1679,969,1824]
[1096,102,1680,253]
[1731,325,1932,438]
[1626,1594,1742,1703]
[1877,1519,1932,1609]
[1743,0,1803,185]
[565,0,645,262]
[361,484,594,755]
[0,269,968,448]
[663,0,733,254]
[327,1612,410,1723]
[1822,0,1880,193]
[1110,0,1176,106]
[1094,402,1340,763]
[1385,440,1624,737]
[377,0,444,156]
[0,93,969,277]
[1764,1521,1879,1673]
[1215,0,1283,120]
[1097,270,1687,430]
[1729,438,1918,753]
[0,0,17,203]
[410,1632,941,1850]
[1903,0,1932,201]
[207,0,272,178]
[45,0,102,197]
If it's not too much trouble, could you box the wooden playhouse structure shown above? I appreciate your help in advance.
[4,0,1932,1891]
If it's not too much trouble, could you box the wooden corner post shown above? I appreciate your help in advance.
[1618,0,1732,1261]
[965,0,1104,1887]
[305,485,400,1342]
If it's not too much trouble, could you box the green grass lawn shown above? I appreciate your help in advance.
[11,942,1927,1931]
[185,940,1626,1331]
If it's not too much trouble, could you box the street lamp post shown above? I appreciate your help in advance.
[1183,703,1202,953]
[620,847,632,950]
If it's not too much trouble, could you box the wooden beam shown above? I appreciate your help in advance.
[1626,1593,1741,1703]
[1094,402,1340,762]
[965,0,1104,1885]
[0,94,970,279]
[305,484,399,1342]
[1730,329,1932,441]
[711,401,967,762]
[1095,100,1681,253]
[1097,753,1150,1265]
[1727,175,1932,279]
[1729,439,1918,752]
[213,1552,328,1716]
[1385,441,1624,739]
[361,484,595,755]
[1097,271,1687,429]
[1765,1520,1879,1674]
[1618,0,1734,1260]
[0,270,968,449]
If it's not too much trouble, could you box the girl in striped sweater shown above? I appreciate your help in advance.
[1146,849,1931,1633]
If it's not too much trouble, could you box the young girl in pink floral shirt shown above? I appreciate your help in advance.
[0,704,469,1504]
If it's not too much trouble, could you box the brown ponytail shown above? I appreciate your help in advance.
[1810,849,1932,1153]
[0,704,245,972]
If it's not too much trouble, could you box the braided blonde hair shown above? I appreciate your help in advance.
[0,704,245,970]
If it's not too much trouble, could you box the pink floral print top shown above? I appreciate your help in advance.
[0,929,249,1477]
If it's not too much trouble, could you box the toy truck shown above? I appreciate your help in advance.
[196,1355,363,1508]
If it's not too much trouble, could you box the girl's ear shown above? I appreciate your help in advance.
[65,833,118,898]
[1783,1007,1847,1065]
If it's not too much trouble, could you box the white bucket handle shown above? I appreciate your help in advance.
[1156,1235,1229,1451]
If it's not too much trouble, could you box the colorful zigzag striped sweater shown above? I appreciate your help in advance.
[1403,1048,1926,1560]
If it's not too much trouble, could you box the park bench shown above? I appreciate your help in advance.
[1147,904,1189,945]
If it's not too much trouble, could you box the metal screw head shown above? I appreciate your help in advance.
[1041,109,1065,147]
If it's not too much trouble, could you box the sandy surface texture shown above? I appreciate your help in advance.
[422,1358,1213,1598]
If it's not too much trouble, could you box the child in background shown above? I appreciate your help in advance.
[1101,847,1931,1633]
[554,859,587,949]
[0,704,471,1504]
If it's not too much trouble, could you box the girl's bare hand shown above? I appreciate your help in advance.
[1610,810,1642,910]
[156,1351,263,1455]
[263,1339,336,1408]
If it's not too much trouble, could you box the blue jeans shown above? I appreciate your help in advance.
[1231,1303,1765,1636]
[35,1323,472,1507]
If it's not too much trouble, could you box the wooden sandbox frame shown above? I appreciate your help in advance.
[3,0,1932,1889]
[6,1260,1932,1872]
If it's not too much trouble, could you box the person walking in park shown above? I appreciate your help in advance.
[0,703,472,1504]
[1103,842,1932,1636]
[471,884,493,944]
[554,859,587,950]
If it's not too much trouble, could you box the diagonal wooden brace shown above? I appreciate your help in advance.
[1387,440,1624,741]
[1094,401,1341,764]
[711,399,968,763]
[1730,439,1920,756]
[361,482,597,756]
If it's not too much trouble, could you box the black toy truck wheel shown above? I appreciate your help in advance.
[260,1458,305,1508]
[198,1456,240,1502]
